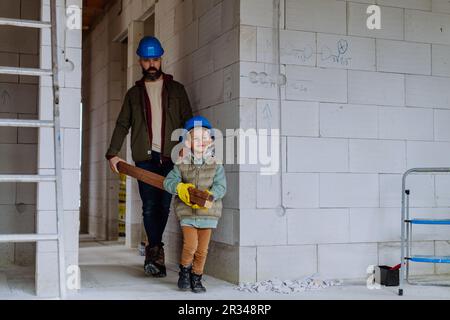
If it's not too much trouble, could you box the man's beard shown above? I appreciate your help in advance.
[142,66,163,81]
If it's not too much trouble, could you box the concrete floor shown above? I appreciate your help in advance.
[1,241,450,299]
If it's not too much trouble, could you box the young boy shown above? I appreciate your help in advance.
[163,116,226,293]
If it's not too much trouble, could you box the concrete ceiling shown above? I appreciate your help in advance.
[82,0,111,31]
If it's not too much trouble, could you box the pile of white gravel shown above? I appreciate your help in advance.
[236,276,343,294]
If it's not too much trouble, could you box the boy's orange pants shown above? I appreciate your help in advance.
[180,226,212,275]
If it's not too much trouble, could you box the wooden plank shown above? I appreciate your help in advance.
[117,162,214,208]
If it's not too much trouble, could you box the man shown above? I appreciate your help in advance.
[105,36,193,277]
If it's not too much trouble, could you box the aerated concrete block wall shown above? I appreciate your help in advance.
[238,0,450,282]
[81,0,450,285]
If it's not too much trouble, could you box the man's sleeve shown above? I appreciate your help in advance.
[105,91,132,160]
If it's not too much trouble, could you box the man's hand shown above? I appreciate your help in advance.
[109,156,125,174]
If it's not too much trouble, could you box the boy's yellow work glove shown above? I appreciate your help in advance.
[176,182,195,206]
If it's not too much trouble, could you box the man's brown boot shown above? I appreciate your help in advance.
[153,242,167,277]
[144,243,167,277]
[144,244,161,276]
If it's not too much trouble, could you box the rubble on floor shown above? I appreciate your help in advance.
[236,276,343,294]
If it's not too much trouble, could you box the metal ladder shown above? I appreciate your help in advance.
[0,0,66,298]
[399,167,450,296]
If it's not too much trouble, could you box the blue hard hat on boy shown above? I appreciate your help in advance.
[136,36,164,58]
[184,116,212,132]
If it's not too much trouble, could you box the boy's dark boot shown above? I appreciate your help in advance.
[144,243,166,277]
[178,265,192,290]
[190,273,207,293]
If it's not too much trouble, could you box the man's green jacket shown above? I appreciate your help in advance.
[105,73,193,162]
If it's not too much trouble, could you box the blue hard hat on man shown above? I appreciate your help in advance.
[136,36,164,58]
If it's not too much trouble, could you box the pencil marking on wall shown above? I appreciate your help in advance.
[0,89,11,106]
[319,39,352,66]
[262,103,272,129]
[281,44,314,63]
[288,79,311,93]
[248,72,278,88]
[224,67,233,101]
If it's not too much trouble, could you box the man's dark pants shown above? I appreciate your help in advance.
[135,151,174,247]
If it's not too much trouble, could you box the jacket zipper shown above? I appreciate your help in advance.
[141,86,152,157]
[194,165,199,216]
[160,82,166,163]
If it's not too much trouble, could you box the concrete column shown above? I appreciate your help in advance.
[125,21,145,249]
[36,0,82,297]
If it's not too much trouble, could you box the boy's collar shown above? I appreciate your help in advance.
[177,147,215,165]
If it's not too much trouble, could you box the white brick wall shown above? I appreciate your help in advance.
[348,70,405,106]
[320,103,378,139]
[240,209,287,246]
[380,174,436,207]
[240,62,279,99]
[406,75,450,108]
[432,44,450,77]
[258,28,317,66]
[349,208,400,243]
[435,175,450,206]
[407,141,450,167]
[286,0,347,34]
[287,137,349,172]
[378,0,431,11]
[378,107,433,140]
[77,0,450,285]
[241,0,275,28]
[240,26,257,62]
[376,40,431,75]
[320,173,380,207]
[240,0,450,281]
[317,33,375,70]
[287,209,350,244]
[318,243,378,279]
[433,0,450,14]
[283,173,319,208]
[199,3,222,47]
[406,10,450,45]
[286,65,347,102]
[282,101,319,137]
[256,245,317,281]
[257,173,281,208]
[349,139,406,173]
